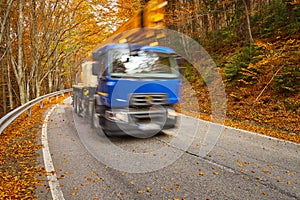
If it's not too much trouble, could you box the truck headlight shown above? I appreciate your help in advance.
[105,111,128,123]
[115,112,128,123]
[167,109,177,118]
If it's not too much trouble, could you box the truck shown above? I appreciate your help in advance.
[73,43,181,137]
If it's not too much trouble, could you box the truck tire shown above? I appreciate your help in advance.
[91,102,100,128]
[76,96,83,116]
[74,95,78,113]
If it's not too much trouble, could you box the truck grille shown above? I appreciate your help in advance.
[130,93,167,106]
[129,108,167,124]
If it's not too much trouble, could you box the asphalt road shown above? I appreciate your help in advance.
[37,100,300,200]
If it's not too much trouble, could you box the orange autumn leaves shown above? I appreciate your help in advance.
[0,95,69,199]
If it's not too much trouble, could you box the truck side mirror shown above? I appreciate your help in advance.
[92,62,100,75]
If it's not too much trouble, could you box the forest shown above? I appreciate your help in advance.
[0,0,299,137]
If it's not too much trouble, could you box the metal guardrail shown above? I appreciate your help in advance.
[0,89,72,135]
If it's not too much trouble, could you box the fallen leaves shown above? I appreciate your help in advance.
[0,95,70,199]
[137,189,143,194]
[130,181,135,185]
[146,186,151,192]
[179,35,300,143]
[199,171,206,176]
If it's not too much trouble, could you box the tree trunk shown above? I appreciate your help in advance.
[242,0,254,43]
[17,0,26,105]
[48,57,53,93]
[7,62,14,110]
[1,58,7,114]
[0,0,14,44]
[54,63,59,91]
[5,19,14,110]
[30,0,40,98]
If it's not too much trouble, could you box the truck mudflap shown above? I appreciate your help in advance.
[101,106,177,136]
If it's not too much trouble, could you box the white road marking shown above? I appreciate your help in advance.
[224,125,300,146]
[42,105,65,200]
[178,113,300,146]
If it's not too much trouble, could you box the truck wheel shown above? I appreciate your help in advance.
[91,103,100,128]
[74,95,78,113]
[92,113,100,128]
[75,97,81,116]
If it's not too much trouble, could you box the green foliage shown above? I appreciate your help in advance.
[203,29,238,52]
[225,44,261,85]
[251,0,296,37]
[287,21,300,34]
[180,60,207,89]
[274,65,300,92]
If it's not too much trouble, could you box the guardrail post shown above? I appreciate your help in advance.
[40,101,43,108]
[56,95,58,100]
[27,108,31,117]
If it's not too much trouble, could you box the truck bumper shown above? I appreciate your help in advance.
[101,106,177,136]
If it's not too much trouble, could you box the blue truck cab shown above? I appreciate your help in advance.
[90,43,181,136]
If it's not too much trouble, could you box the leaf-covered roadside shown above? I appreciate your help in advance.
[0,95,70,199]
[179,34,300,144]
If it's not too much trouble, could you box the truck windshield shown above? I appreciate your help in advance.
[108,48,179,79]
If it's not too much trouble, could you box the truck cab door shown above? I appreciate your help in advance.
[93,53,109,106]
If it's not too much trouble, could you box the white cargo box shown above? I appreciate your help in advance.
[80,61,98,87]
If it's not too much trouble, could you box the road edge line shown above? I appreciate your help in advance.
[41,105,65,200]
[178,113,300,146]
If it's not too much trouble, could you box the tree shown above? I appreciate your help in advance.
[0,0,122,115]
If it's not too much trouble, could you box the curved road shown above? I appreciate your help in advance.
[37,99,300,200]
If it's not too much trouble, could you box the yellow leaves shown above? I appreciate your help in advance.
[130,181,135,185]
[83,175,103,183]
[199,171,205,176]
[94,177,103,182]
[87,177,93,182]
[255,40,272,50]
[267,164,273,169]
[137,189,143,194]
[136,186,152,195]
[0,98,70,199]
[237,160,244,168]
[146,186,151,192]
[237,160,250,168]
[262,170,271,175]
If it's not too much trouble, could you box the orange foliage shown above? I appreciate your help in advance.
[0,95,70,199]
